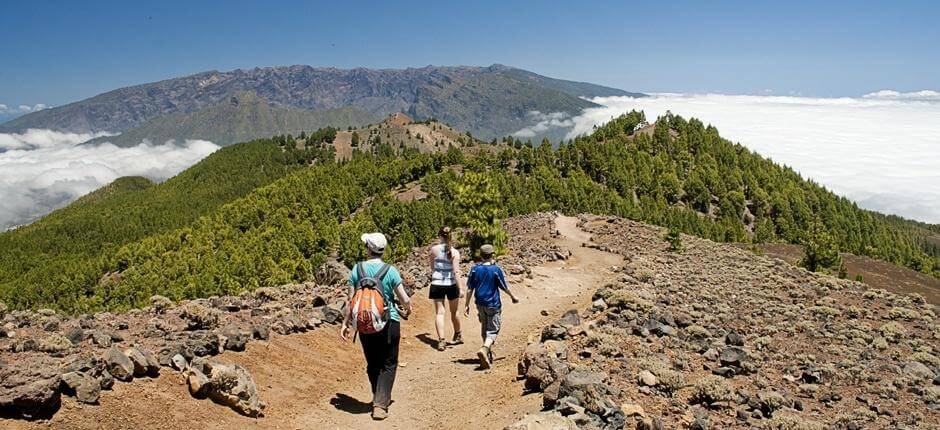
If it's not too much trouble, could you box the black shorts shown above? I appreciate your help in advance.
[429,284,459,300]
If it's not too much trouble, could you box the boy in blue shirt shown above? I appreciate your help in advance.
[463,244,519,369]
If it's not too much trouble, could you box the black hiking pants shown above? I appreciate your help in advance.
[359,319,400,409]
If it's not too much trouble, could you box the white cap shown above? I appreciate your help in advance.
[360,232,388,254]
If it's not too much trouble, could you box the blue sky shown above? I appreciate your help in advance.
[1,0,938,108]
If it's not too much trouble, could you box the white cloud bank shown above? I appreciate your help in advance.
[0,129,219,230]
[520,91,940,224]
[0,103,49,115]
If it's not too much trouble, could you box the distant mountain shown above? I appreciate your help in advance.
[0,64,641,140]
[85,92,379,147]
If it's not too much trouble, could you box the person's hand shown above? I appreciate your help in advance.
[464,306,471,317]
[340,324,352,341]
[511,295,520,304]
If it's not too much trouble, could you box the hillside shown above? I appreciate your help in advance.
[328,112,495,159]
[84,92,379,147]
[0,214,936,428]
[0,64,639,140]
[0,137,330,311]
[1,111,937,314]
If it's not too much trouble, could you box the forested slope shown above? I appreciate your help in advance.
[0,136,333,311]
[1,111,935,313]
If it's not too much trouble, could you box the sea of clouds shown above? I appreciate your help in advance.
[0,129,219,230]
[516,91,940,224]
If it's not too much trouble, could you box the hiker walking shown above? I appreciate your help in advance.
[464,244,519,369]
[428,226,465,351]
[341,232,413,421]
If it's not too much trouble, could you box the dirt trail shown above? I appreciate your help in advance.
[10,216,622,430]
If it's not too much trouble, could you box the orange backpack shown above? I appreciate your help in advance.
[351,263,392,334]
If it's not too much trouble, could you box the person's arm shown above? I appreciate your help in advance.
[497,267,519,304]
[463,266,476,316]
[393,282,413,317]
[453,249,466,298]
[341,265,357,340]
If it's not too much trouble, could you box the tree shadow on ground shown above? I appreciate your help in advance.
[329,393,372,414]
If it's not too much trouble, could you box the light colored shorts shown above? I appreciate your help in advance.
[477,305,502,343]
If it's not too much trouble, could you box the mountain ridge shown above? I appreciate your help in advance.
[0,64,641,140]
[83,92,380,147]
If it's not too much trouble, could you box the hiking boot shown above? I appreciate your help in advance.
[436,338,446,351]
[372,406,388,420]
[477,346,491,369]
[452,331,463,345]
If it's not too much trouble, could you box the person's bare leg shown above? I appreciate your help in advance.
[434,299,446,346]
[448,298,462,341]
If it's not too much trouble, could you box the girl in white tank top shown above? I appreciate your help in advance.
[428,227,464,350]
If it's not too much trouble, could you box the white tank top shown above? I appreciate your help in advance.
[430,244,459,286]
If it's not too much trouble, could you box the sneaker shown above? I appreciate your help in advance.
[372,406,388,420]
[452,331,463,345]
[477,346,491,369]
[436,338,446,351]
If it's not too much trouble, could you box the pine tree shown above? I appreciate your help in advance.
[799,219,842,273]
[452,172,508,258]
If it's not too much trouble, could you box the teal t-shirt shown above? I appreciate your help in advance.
[348,259,404,322]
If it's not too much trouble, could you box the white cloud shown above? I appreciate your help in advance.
[518,92,940,224]
[0,103,49,115]
[862,89,940,101]
[512,110,574,138]
[0,129,219,230]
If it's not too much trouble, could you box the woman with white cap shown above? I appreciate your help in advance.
[341,232,412,420]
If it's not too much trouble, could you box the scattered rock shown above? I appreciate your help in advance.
[505,411,578,430]
[104,347,134,382]
[221,325,249,352]
[60,371,100,404]
[189,358,265,417]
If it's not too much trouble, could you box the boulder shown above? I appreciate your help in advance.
[903,361,936,380]
[557,370,615,416]
[541,310,582,341]
[184,330,222,357]
[312,305,343,325]
[92,331,113,347]
[64,327,86,345]
[719,347,748,368]
[504,411,578,430]
[0,361,61,419]
[59,354,113,391]
[190,358,265,417]
[316,259,351,285]
[519,341,570,393]
[60,371,100,404]
[124,347,160,377]
[725,331,745,346]
[251,324,270,340]
[637,370,658,387]
[104,347,134,382]
[171,354,188,371]
[221,325,249,352]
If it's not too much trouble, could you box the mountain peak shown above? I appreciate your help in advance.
[382,112,413,126]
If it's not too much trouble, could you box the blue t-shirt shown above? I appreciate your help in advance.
[467,262,509,309]
[348,259,404,322]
